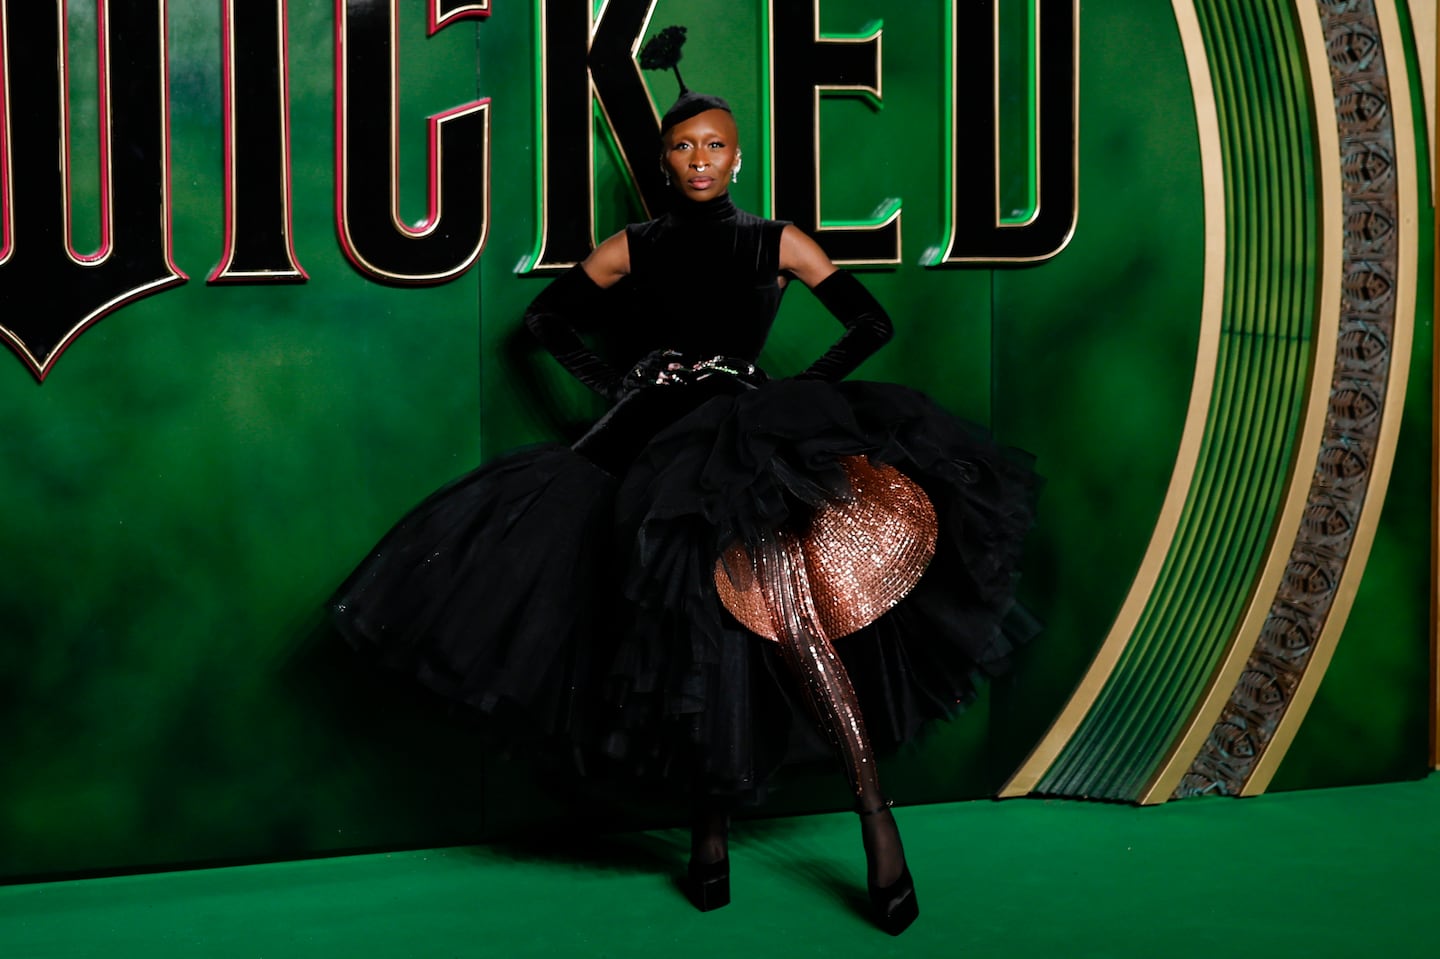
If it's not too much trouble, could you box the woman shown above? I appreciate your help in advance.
[333,88,1037,937]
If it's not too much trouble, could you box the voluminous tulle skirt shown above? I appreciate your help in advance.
[331,377,1039,800]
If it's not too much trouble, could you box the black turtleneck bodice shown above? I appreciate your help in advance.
[610,194,789,365]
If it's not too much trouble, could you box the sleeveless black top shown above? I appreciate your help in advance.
[607,194,789,366]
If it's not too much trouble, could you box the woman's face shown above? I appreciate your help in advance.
[661,109,740,201]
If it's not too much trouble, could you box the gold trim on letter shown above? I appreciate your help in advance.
[764,1,899,266]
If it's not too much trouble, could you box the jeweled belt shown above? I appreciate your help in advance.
[625,349,764,391]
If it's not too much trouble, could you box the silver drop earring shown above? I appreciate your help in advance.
[731,152,742,184]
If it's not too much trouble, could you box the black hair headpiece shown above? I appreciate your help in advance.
[639,25,689,93]
[658,91,732,134]
[640,25,732,134]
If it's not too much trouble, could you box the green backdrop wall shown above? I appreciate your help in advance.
[0,0,1432,881]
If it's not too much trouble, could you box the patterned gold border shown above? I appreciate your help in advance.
[999,0,1227,797]
[1239,0,1417,793]
[1138,0,1346,804]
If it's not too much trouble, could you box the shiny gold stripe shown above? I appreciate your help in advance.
[1405,0,1434,195]
[1433,0,1440,771]
[999,0,1226,797]
[1244,0,1421,794]
[1136,0,1345,805]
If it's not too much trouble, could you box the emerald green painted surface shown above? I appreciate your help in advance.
[988,0,1210,781]
[2,776,1437,957]
[0,1,487,878]
[0,0,1432,882]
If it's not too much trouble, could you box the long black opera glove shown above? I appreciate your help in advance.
[796,271,895,382]
[523,266,623,400]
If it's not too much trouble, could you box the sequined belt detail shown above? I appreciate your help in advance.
[714,456,939,641]
[625,349,763,391]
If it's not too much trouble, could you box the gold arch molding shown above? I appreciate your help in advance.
[1002,0,1419,802]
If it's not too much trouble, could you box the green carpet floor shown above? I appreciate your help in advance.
[3,775,1436,958]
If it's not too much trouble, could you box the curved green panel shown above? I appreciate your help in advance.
[1037,0,1318,800]
[1270,0,1435,793]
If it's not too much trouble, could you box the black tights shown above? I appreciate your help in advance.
[692,530,906,887]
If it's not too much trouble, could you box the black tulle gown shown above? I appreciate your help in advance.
[331,194,1039,802]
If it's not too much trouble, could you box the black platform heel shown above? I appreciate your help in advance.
[868,863,918,936]
[859,800,918,935]
[686,805,731,912]
[686,855,731,912]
